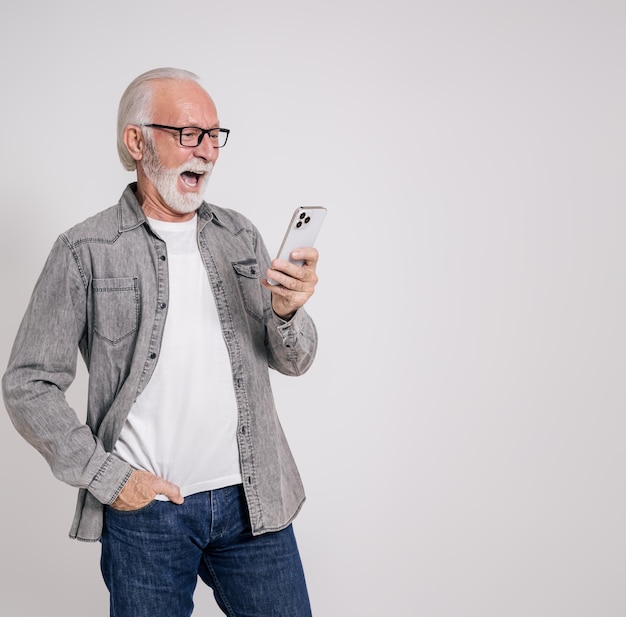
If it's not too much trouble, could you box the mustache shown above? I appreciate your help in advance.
[179,161,213,175]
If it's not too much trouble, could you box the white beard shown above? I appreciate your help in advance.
[142,138,213,214]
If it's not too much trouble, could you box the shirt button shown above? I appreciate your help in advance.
[159,303,167,309]
[149,353,156,359]
[159,255,166,261]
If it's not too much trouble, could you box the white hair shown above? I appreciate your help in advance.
[116,67,200,171]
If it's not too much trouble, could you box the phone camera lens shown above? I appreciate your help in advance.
[296,221,302,228]
[299,212,306,220]
[304,216,311,224]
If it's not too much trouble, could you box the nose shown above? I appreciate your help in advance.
[194,134,218,162]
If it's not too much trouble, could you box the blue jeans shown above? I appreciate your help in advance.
[100,484,312,617]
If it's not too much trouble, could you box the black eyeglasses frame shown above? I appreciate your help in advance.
[143,123,230,148]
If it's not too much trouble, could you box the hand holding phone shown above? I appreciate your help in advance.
[268,206,327,285]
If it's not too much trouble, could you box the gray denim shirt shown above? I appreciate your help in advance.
[2,184,317,541]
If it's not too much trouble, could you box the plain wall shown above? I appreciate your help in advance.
[1,1,624,615]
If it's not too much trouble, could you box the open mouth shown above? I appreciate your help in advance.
[180,171,203,188]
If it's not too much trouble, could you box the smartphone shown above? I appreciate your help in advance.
[268,206,327,285]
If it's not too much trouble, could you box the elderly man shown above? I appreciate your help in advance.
[2,68,319,617]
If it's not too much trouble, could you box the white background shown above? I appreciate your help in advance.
[1,1,624,615]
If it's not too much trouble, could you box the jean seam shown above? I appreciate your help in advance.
[201,554,236,617]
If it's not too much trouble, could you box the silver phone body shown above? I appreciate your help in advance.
[268,206,327,285]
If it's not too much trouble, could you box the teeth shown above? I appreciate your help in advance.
[178,163,212,188]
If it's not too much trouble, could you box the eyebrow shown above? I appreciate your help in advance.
[178,122,221,130]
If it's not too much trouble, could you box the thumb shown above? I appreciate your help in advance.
[153,476,184,505]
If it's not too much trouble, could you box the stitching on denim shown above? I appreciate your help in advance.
[201,555,237,616]
[90,455,112,486]
[72,233,123,248]
[107,468,134,505]
[232,259,264,323]
[92,277,140,344]
[198,231,264,530]
[61,234,88,289]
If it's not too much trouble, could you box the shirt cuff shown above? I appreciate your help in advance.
[272,308,304,347]
[87,454,134,505]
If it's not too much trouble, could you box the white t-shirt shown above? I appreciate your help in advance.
[113,215,242,497]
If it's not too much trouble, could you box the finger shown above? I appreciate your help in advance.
[151,476,184,504]
[269,259,300,280]
[267,262,317,288]
[271,248,318,278]
[266,273,307,294]
[264,266,297,289]
[291,247,319,266]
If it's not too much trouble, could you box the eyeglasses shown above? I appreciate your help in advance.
[143,123,230,148]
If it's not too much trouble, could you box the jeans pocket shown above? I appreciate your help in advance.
[92,277,139,344]
[106,499,158,517]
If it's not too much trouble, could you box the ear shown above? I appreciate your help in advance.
[123,125,145,162]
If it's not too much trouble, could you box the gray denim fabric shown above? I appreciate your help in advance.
[2,184,317,541]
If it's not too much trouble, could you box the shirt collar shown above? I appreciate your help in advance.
[117,183,233,234]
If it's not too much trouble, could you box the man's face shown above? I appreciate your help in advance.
[141,135,213,215]
[139,80,221,216]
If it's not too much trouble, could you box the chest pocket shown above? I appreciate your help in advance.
[92,277,139,344]
[232,260,264,322]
